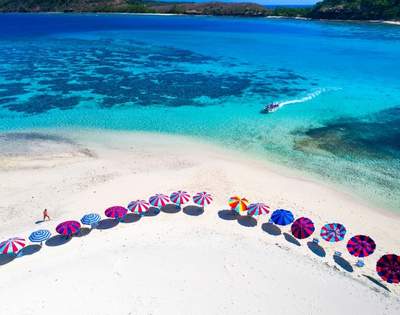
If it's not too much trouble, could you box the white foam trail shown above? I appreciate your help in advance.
[279,89,325,108]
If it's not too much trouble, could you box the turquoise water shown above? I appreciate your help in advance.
[0,14,399,209]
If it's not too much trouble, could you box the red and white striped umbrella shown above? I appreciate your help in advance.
[0,237,26,254]
[247,203,270,216]
[170,191,190,206]
[128,200,150,215]
[193,192,213,207]
[149,194,170,208]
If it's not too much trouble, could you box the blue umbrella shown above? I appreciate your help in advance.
[29,229,51,244]
[81,213,101,227]
[270,209,294,226]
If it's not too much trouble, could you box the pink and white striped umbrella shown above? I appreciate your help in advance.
[0,237,26,254]
[170,191,190,206]
[149,194,170,208]
[247,203,270,216]
[128,200,150,215]
[193,192,213,207]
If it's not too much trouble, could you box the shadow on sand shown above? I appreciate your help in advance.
[161,204,181,214]
[45,235,71,247]
[19,244,42,256]
[75,227,92,237]
[363,274,390,292]
[237,215,257,227]
[35,220,45,224]
[0,253,16,266]
[143,207,161,217]
[334,255,354,273]
[183,205,204,216]
[122,213,141,223]
[307,241,326,257]
[261,222,281,236]
[283,233,301,246]
[97,219,119,230]
[218,210,238,221]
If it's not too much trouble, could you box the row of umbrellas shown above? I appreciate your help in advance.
[0,192,398,285]
[227,195,399,284]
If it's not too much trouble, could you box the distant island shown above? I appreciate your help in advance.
[0,0,399,22]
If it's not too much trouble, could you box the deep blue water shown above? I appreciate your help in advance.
[0,14,399,209]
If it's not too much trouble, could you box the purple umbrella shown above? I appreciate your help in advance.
[105,206,128,220]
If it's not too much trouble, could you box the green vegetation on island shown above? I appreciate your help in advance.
[0,0,399,21]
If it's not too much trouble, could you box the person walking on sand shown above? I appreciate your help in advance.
[43,208,50,221]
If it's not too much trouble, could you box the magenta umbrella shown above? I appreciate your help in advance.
[56,221,81,236]
[105,206,128,220]
[291,217,315,239]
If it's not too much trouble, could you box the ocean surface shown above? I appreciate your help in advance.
[0,14,399,210]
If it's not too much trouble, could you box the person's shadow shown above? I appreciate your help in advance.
[19,244,42,256]
[261,222,281,236]
[283,233,301,246]
[35,220,45,224]
[183,205,204,216]
[218,209,238,221]
[45,235,71,247]
[333,255,354,273]
[237,215,257,227]
[307,241,326,257]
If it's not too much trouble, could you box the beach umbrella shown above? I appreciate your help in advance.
[193,192,212,207]
[320,223,346,242]
[149,194,170,208]
[105,206,128,220]
[81,213,101,226]
[291,217,315,239]
[56,221,81,236]
[376,254,400,284]
[228,196,249,214]
[0,237,26,254]
[270,209,294,226]
[170,191,190,206]
[29,230,51,244]
[247,203,270,217]
[127,200,150,215]
[346,235,376,257]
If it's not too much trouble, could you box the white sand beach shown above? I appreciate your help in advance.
[0,129,399,314]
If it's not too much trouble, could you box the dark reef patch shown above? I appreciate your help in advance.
[5,95,81,114]
[293,106,400,159]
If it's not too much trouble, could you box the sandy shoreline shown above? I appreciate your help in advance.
[0,129,399,314]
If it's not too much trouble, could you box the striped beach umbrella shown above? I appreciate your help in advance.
[0,237,26,254]
[149,194,170,208]
[193,192,212,207]
[170,191,190,206]
[376,254,400,284]
[127,200,150,215]
[105,206,128,220]
[228,196,249,214]
[320,223,346,242]
[270,209,294,226]
[247,203,270,216]
[81,213,101,226]
[56,221,81,236]
[29,230,51,244]
[291,217,315,239]
[347,235,376,257]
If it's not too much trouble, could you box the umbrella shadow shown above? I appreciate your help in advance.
[122,213,141,223]
[161,204,181,214]
[283,233,301,246]
[19,244,42,256]
[218,209,238,221]
[0,253,16,266]
[333,255,354,273]
[75,227,92,237]
[307,241,326,257]
[261,222,281,236]
[237,215,257,227]
[362,274,390,292]
[183,205,204,216]
[45,235,71,247]
[143,207,161,217]
[97,218,119,230]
